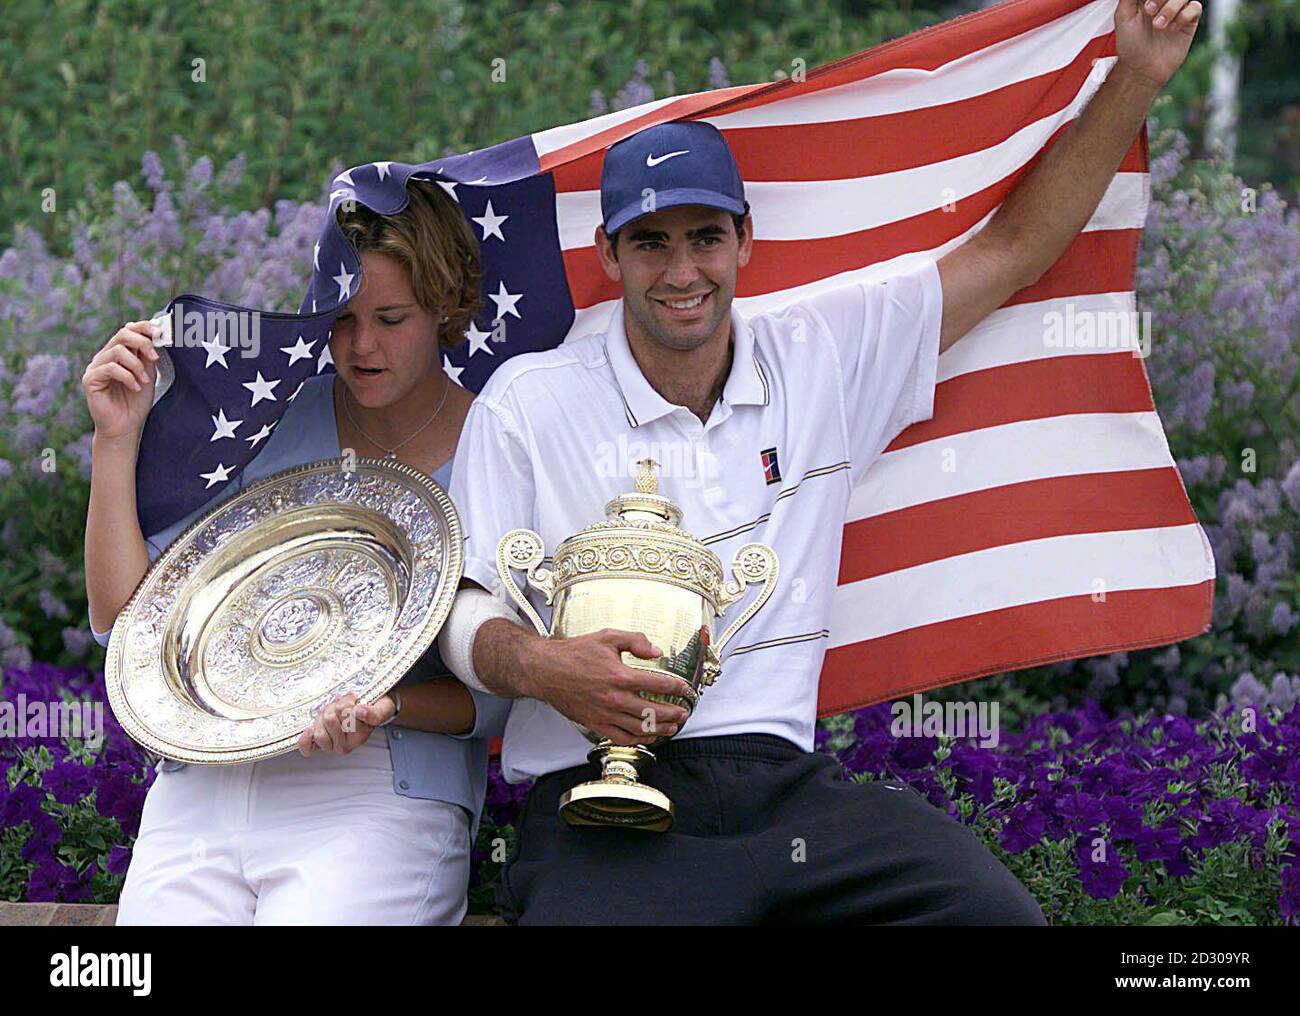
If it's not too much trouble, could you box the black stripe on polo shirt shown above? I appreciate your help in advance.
[754,356,770,406]
[603,336,641,428]
[701,461,850,546]
[729,629,831,657]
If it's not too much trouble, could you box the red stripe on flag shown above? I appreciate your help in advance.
[1006,232,1143,308]
[889,350,1155,450]
[551,33,1118,191]
[705,0,1099,121]
[839,467,1198,583]
[815,579,1216,716]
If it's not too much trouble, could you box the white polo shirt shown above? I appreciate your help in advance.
[449,258,943,783]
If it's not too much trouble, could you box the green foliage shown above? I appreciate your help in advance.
[1,0,946,252]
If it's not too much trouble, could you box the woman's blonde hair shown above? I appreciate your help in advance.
[335,178,483,350]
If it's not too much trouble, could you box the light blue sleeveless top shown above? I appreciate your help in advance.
[90,372,511,836]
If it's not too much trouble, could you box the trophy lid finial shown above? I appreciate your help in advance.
[604,458,680,527]
[635,458,659,495]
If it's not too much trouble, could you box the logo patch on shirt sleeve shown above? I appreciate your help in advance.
[760,447,782,485]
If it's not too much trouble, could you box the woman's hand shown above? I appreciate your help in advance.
[297,692,396,757]
[82,321,161,441]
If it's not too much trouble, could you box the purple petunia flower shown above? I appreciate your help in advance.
[20,812,60,863]
[25,858,81,903]
[0,782,44,826]
[1000,802,1046,853]
[1076,832,1131,899]
[43,759,92,804]
[1279,864,1300,924]
[106,844,133,876]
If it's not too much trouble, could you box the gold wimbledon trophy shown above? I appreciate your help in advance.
[496,459,777,832]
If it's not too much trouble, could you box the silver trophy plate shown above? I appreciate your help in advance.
[105,457,462,764]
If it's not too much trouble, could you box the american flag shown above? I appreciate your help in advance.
[140,0,1214,716]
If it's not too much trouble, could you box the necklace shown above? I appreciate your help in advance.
[340,374,450,461]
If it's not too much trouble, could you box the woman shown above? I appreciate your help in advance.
[82,179,509,925]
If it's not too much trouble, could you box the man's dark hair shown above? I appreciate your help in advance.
[608,209,748,258]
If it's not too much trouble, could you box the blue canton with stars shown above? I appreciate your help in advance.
[137,135,575,535]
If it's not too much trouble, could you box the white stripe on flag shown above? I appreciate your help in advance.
[533,95,699,159]
[847,410,1178,522]
[936,290,1144,383]
[828,522,1215,647]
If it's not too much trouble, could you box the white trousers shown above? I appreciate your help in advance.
[116,737,471,925]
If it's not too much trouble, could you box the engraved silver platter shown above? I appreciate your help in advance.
[104,457,463,764]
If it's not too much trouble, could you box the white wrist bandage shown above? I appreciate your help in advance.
[437,587,526,692]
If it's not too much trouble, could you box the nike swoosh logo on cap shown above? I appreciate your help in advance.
[645,149,689,167]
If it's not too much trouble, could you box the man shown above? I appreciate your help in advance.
[438,0,1202,923]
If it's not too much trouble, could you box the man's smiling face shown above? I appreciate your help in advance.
[596,204,753,353]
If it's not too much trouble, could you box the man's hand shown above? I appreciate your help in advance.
[937,0,1202,353]
[297,692,394,756]
[475,621,693,746]
[1115,0,1203,92]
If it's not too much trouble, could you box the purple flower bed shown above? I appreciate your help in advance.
[818,700,1300,925]
[0,664,154,903]
[4,663,1297,923]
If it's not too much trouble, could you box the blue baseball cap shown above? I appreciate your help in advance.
[600,121,747,236]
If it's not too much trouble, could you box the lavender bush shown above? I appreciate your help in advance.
[0,142,327,668]
[1136,123,1300,716]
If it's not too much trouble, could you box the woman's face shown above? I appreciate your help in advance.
[329,252,443,408]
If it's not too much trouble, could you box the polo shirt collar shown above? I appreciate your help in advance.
[605,299,771,429]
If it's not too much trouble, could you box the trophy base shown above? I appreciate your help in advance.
[558,744,674,833]
[559,780,675,833]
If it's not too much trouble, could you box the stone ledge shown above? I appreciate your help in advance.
[0,903,504,926]
[0,903,119,926]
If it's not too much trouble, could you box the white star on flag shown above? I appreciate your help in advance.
[375,161,392,181]
[313,241,320,271]
[473,200,508,241]
[200,463,234,489]
[333,263,355,302]
[210,408,242,441]
[245,423,275,448]
[335,169,355,187]
[243,371,281,406]
[282,335,315,365]
[489,280,522,319]
[201,337,232,369]
[443,355,464,385]
[317,343,334,373]
[465,321,493,357]
[437,179,459,202]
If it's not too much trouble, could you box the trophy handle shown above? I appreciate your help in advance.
[711,543,779,665]
[496,528,554,638]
